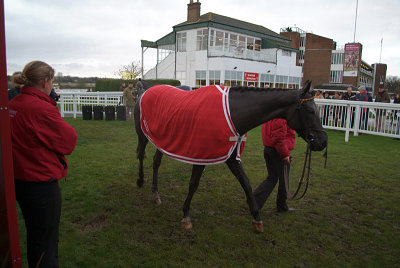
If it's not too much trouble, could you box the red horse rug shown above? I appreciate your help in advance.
[140,85,246,165]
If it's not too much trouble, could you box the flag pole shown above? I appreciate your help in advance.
[353,0,358,43]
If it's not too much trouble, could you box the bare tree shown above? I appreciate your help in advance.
[115,61,141,80]
[385,76,400,94]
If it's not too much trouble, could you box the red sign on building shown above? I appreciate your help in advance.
[244,72,259,82]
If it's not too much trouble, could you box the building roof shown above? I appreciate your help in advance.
[142,12,296,52]
[175,12,285,40]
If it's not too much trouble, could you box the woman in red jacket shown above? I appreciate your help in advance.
[253,118,296,212]
[9,61,77,267]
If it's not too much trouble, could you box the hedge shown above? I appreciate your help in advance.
[94,79,181,91]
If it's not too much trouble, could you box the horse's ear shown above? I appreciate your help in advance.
[302,80,312,95]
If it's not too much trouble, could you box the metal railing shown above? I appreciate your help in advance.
[57,91,400,141]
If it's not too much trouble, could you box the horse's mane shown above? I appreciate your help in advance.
[229,86,293,93]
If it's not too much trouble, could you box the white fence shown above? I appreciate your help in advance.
[314,99,400,141]
[57,91,400,142]
[58,91,123,118]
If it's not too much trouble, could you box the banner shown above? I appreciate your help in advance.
[344,43,361,77]
[244,72,259,82]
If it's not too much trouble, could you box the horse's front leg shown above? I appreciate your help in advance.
[226,156,263,233]
[151,149,163,205]
[181,165,205,230]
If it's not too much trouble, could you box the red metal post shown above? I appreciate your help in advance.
[0,0,22,266]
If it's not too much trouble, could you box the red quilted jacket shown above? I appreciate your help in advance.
[261,119,296,158]
[9,87,77,182]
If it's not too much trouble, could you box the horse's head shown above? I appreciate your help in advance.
[286,81,328,151]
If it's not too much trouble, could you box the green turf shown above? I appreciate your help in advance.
[16,118,400,267]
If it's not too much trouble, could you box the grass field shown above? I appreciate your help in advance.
[16,118,400,267]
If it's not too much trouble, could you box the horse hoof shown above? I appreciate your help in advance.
[181,217,193,230]
[152,192,162,205]
[136,179,144,188]
[252,220,264,233]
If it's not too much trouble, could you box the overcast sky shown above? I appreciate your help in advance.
[4,0,400,78]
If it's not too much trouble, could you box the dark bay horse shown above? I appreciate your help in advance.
[134,81,328,232]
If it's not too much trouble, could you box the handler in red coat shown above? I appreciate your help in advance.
[253,118,295,212]
[9,61,77,267]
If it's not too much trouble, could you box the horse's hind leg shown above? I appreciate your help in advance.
[134,103,148,188]
[151,149,163,205]
[225,155,263,233]
[181,165,205,230]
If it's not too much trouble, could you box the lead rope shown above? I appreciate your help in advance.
[284,142,312,200]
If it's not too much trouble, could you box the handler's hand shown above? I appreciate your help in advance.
[283,156,291,164]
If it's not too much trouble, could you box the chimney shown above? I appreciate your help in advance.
[187,0,201,22]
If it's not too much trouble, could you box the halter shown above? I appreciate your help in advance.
[284,93,327,200]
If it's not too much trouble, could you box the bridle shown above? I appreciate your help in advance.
[284,94,328,200]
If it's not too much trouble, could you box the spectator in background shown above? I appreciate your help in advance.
[136,78,144,91]
[10,61,77,267]
[322,91,331,125]
[341,86,356,127]
[119,82,126,92]
[355,86,372,130]
[332,92,341,126]
[374,84,390,132]
[8,71,24,100]
[393,93,400,138]
[123,81,136,121]
[314,90,323,99]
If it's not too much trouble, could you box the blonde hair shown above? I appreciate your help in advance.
[13,61,55,87]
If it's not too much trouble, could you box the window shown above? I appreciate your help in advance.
[224,33,229,51]
[247,37,254,50]
[196,29,208,51]
[275,75,288,88]
[229,34,237,52]
[299,34,306,47]
[255,39,261,51]
[209,70,221,85]
[196,70,207,87]
[299,50,305,60]
[289,76,301,88]
[209,30,215,47]
[260,73,275,87]
[224,70,243,86]
[331,52,344,64]
[329,70,343,83]
[238,36,245,50]
[177,32,187,52]
[215,31,223,50]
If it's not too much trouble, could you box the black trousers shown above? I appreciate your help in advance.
[15,179,61,268]
[253,147,289,210]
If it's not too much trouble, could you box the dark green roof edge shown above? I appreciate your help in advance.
[141,40,157,48]
[141,32,176,48]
